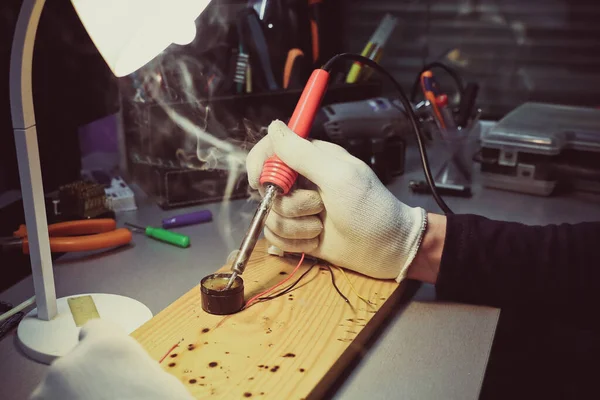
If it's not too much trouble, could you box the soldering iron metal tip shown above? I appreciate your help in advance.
[224,272,238,291]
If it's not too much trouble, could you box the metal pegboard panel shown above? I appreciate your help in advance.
[339,0,600,119]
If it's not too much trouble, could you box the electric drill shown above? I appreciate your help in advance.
[225,69,330,290]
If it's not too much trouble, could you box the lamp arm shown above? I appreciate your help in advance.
[9,0,57,321]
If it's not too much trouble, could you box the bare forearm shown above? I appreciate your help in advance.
[406,213,446,285]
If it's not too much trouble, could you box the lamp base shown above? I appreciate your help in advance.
[17,293,152,364]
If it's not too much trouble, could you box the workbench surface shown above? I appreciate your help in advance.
[2,122,600,399]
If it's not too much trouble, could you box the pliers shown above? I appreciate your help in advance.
[1,219,132,254]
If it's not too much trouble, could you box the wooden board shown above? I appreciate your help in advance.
[131,240,404,399]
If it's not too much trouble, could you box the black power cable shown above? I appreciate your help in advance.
[322,53,454,215]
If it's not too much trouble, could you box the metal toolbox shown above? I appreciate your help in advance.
[479,102,600,196]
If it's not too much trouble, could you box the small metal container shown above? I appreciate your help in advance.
[200,273,244,315]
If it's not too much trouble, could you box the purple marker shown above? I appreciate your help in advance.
[162,210,213,229]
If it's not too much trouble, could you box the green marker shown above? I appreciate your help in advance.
[125,222,190,248]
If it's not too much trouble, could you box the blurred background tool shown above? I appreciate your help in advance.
[240,8,279,91]
[0,301,26,340]
[161,210,213,229]
[249,0,290,81]
[457,82,480,129]
[125,222,190,248]
[410,106,477,198]
[311,97,410,184]
[233,50,249,93]
[411,75,479,198]
[478,102,600,196]
[308,0,323,64]
[103,176,137,213]
[408,180,472,197]
[283,48,309,89]
[58,181,111,220]
[2,219,131,255]
[436,94,457,130]
[346,13,398,83]
[420,71,446,130]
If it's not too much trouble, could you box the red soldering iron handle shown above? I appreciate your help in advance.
[260,69,330,194]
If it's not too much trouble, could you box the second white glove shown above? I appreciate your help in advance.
[30,319,193,400]
[246,120,427,282]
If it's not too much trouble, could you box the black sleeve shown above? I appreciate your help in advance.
[435,214,600,309]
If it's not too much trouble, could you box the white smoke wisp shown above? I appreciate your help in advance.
[141,53,263,255]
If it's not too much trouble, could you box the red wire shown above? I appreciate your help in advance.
[158,342,180,364]
[244,253,305,309]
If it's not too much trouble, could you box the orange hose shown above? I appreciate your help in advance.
[14,219,117,238]
[22,228,132,254]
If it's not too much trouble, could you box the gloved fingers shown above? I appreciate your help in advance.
[246,134,273,190]
[268,120,339,188]
[271,188,324,217]
[312,140,363,165]
[264,227,319,253]
[265,212,323,240]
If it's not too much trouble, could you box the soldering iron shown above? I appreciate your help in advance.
[225,54,453,290]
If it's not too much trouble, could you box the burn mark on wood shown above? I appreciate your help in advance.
[299,368,305,373]
[170,353,178,358]
[187,344,196,351]
[201,328,210,333]
[270,366,280,372]
[279,271,287,275]
[168,362,176,367]
[283,353,296,358]
[208,361,218,368]
[244,393,252,398]
[189,379,197,384]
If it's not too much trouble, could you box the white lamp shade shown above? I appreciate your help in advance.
[70,0,211,77]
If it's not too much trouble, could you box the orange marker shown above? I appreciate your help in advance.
[420,71,447,130]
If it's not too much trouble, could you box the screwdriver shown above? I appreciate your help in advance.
[225,68,331,290]
[125,222,190,248]
[162,210,212,229]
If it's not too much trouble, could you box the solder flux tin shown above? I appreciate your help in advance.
[200,273,244,315]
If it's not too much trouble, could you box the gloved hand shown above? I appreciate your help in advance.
[246,120,427,282]
[30,319,193,400]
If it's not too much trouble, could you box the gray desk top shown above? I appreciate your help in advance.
[4,121,599,399]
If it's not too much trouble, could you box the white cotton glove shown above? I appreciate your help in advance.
[246,120,428,282]
[30,319,193,400]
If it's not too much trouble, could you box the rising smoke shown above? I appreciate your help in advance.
[136,54,263,253]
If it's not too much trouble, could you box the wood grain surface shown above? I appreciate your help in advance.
[131,240,403,399]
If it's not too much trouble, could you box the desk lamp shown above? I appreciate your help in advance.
[10,0,211,364]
